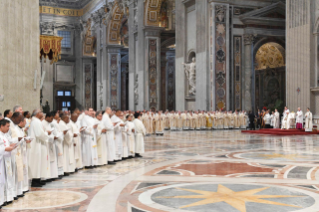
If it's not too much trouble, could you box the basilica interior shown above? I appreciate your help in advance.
[3,0,319,212]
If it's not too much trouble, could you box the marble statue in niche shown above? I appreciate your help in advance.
[183,57,196,96]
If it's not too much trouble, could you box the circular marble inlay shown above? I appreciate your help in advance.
[3,190,88,210]
[217,36,225,46]
[217,88,225,98]
[42,179,109,189]
[139,183,317,212]
[236,151,319,162]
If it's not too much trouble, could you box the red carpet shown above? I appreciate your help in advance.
[241,128,319,136]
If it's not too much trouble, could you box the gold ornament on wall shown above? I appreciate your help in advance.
[255,43,285,70]
[40,35,63,64]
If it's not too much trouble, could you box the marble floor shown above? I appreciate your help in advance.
[3,130,319,212]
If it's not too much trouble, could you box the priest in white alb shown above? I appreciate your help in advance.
[125,114,135,157]
[111,110,126,161]
[305,108,313,132]
[102,107,116,165]
[81,109,98,168]
[51,111,64,176]
[69,113,83,170]
[28,109,50,187]
[133,112,146,158]
[0,119,16,208]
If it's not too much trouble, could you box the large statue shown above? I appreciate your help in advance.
[182,57,196,96]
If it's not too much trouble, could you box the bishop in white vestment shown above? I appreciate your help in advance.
[296,107,303,129]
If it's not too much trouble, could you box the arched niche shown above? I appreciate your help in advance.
[255,42,285,70]
[187,51,196,63]
[253,40,286,113]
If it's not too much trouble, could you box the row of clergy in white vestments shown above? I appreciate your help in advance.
[140,110,249,135]
[0,107,146,208]
[262,107,313,131]
[279,107,313,131]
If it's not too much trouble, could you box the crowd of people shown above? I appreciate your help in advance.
[0,105,313,208]
[140,110,249,135]
[256,106,313,131]
[0,106,146,209]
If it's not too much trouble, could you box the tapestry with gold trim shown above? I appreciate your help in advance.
[40,35,63,64]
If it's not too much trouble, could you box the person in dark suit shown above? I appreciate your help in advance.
[248,111,255,130]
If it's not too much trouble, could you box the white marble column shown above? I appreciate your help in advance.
[243,34,256,112]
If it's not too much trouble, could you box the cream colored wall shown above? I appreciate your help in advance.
[286,0,312,113]
[0,0,40,113]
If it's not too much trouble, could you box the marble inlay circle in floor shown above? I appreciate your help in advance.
[236,151,319,161]
[3,190,88,210]
[138,183,318,212]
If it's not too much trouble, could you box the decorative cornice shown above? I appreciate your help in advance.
[40,21,82,34]
[39,0,92,10]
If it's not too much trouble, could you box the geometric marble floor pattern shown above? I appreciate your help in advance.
[3,130,319,212]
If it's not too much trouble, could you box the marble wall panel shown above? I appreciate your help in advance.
[234,36,242,111]
[110,54,119,110]
[166,54,176,111]
[84,64,92,109]
[186,9,196,54]
[0,0,40,112]
[211,3,229,110]
[149,39,158,110]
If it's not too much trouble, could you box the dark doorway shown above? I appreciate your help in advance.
[55,90,75,112]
